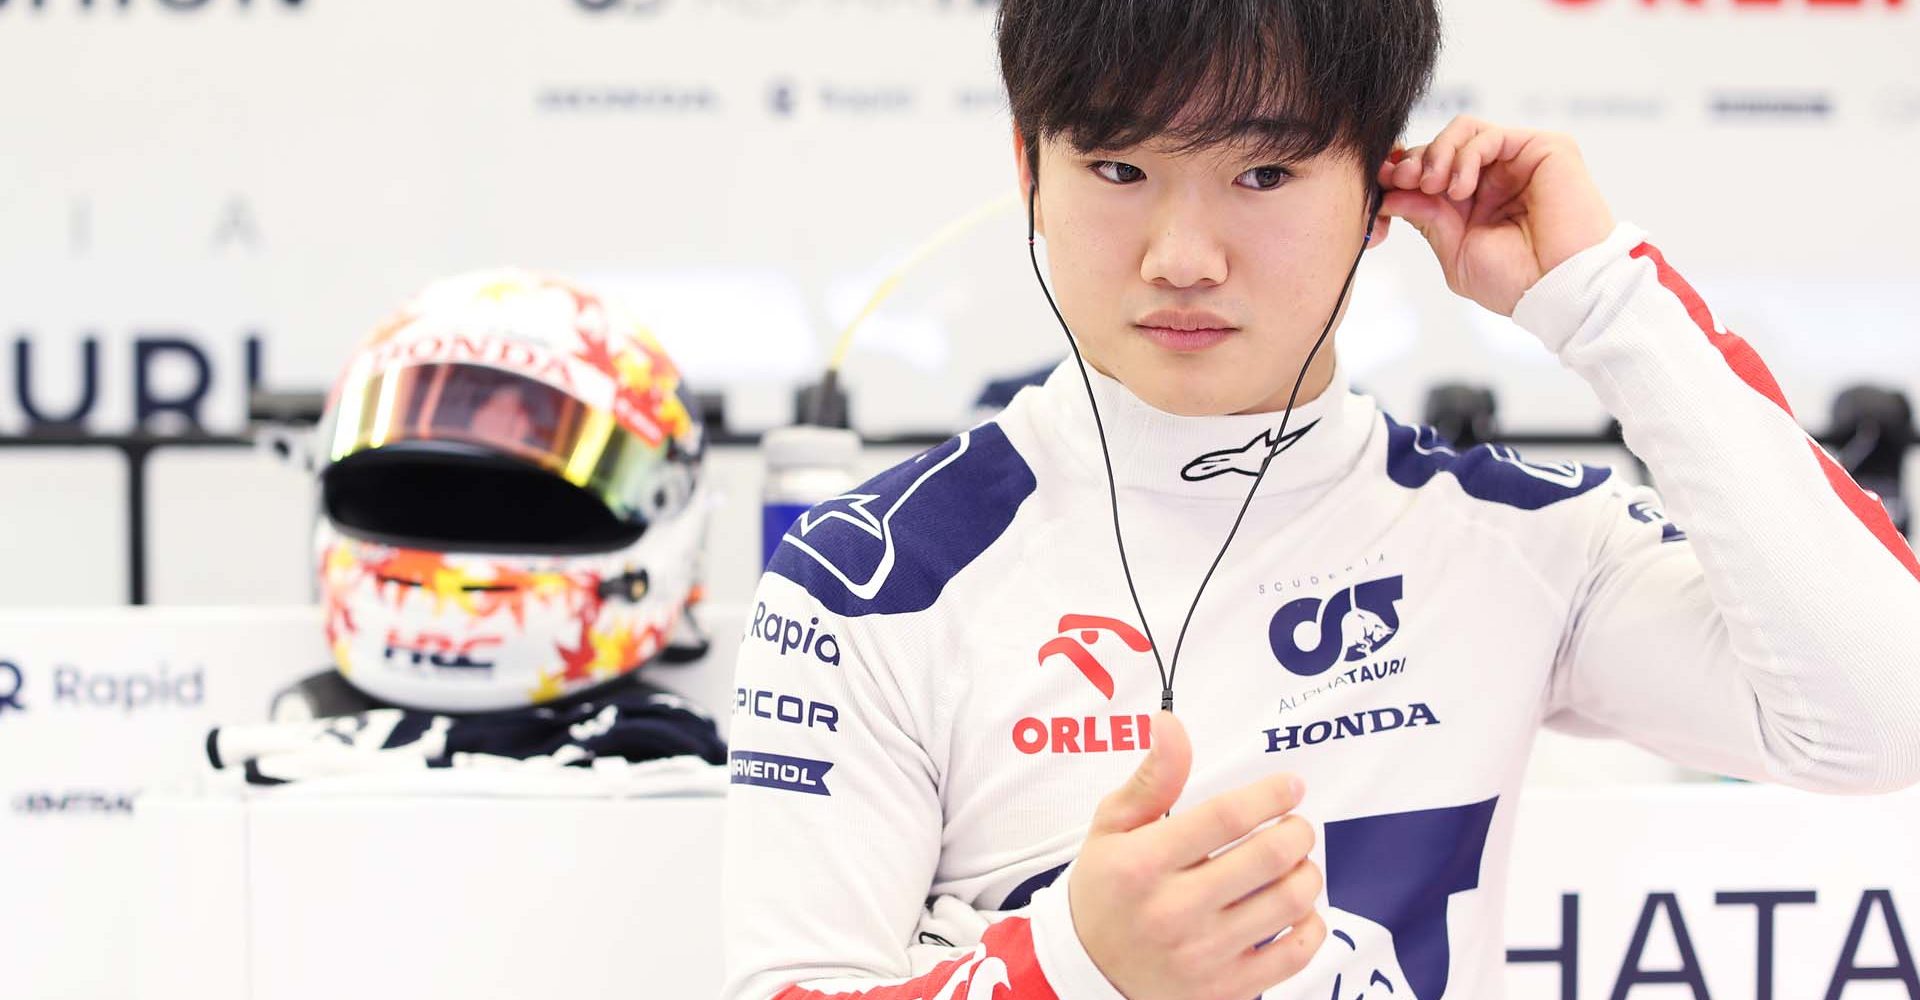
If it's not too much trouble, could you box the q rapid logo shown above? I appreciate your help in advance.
[0,660,24,718]
[1269,576,1405,678]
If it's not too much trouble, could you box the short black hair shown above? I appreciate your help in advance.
[997,0,1442,191]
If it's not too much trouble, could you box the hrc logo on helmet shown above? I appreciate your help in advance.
[382,630,501,673]
[1269,576,1406,678]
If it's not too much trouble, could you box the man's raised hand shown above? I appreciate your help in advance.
[1067,711,1327,1000]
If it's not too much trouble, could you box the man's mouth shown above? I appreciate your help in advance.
[1135,309,1239,353]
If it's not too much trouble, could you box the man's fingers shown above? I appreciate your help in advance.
[1389,144,1428,191]
[1149,771,1304,869]
[1088,710,1191,837]
[1185,813,1316,910]
[1379,188,1467,257]
[1238,908,1329,996]
[1449,125,1513,202]
[1420,116,1482,196]
[1216,854,1324,951]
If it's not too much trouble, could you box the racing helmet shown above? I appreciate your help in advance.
[313,269,707,712]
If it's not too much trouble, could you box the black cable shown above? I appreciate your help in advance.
[1027,185,1173,707]
[1025,181,1376,713]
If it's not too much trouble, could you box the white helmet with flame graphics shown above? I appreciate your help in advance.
[313,269,706,712]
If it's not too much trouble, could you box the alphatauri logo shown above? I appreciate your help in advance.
[1269,576,1405,678]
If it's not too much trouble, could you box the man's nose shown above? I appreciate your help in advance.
[1139,196,1229,290]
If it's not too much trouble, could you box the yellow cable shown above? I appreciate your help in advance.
[827,193,1020,373]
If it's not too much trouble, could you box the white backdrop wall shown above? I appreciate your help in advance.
[0,0,1917,607]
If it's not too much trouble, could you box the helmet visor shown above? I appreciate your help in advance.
[322,361,690,526]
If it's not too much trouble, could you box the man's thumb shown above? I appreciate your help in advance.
[1089,710,1191,836]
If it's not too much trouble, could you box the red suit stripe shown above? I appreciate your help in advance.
[771,917,1057,1000]
[1629,243,1920,582]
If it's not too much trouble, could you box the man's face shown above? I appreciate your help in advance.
[1019,131,1384,417]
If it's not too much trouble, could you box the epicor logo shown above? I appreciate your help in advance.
[734,687,840,731]
[1269,576,1406,678]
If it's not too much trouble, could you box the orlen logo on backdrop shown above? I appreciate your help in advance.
[0,0,305,11]
[1269,576,1405,678]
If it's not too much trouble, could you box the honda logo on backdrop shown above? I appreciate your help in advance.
[0,0,305,12]
[573,0,995,13]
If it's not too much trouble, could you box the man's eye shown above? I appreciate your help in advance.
[1235,165,1293,190]
[1091,161,1145,184]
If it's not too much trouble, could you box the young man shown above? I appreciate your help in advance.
[723,1,1920,997]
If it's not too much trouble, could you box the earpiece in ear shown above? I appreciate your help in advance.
[1027,182,1039,244]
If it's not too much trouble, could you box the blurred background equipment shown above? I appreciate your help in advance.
[1421,382,1500,450]
[1829,385,1914,536]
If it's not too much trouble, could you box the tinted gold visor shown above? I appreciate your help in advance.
[323,362,686,524]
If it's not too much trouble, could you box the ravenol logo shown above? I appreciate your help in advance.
[730,750,834,796]
[1269,576,1405,678]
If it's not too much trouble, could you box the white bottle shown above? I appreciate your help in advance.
[760,425,861,568]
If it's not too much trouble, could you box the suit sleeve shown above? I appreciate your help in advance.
[1516,223,1920,794]
[721,568,1092,1000]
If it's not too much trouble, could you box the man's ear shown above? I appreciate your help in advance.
[1013,126,1043,237]
[1365,211,1391,250]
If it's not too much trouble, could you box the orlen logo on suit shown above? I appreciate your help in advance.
[1270,576,1405,677]
[1011,615,1154,755]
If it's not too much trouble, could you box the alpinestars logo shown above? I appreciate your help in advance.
[1269,576,1405,678]
[1181,420,1319,481]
